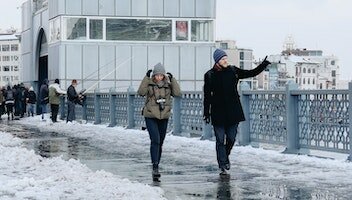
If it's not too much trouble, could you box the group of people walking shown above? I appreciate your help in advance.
[0,79,84,123]
[138,49,270,180]
[0,83,36,120]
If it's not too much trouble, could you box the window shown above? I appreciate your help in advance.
[89,19,103,40]
[332,70,336,77]
[2,56,10,61]
[65,18,86,40]
[240,52,244,60]
[312,79,315,85]
[308,68,311,73]
[13,55,18,61]
[303,68,306,73]
[332,78,336,86]
[331,60,335,65]
[175,21,188,41]
[303,78,305,84]
[220,43,228,49]
[106,19,172,41]
[191,20,213,42]
[2,45,9,51]
[50,17,61,43]
[312,68,315,73]
[11,44,18,51]
[308,78,310,84]
[240,61,244,69]
[3,66,10,71]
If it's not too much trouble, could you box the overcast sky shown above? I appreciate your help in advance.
[0,0,351,80]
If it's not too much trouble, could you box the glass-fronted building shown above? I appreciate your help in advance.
[21,0,216,92]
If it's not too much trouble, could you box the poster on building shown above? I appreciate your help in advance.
[176,21,188,41]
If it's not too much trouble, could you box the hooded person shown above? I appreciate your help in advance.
[49,79,66,122]
[203,48,271,175]
[137,62,181,181]
[27,86,37,117]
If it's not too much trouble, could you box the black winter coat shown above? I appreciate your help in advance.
[203,63,267,126]
[67,85,78,103]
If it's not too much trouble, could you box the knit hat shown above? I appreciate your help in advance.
[152,62,166,76]
[213,48,227,63]
[55,79,60,84]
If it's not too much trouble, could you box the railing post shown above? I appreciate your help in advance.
[127,86,135,129]
[238,82,251,146]
[94,89,101,124]
[59,95,66,120]
[348,82,352,161]
[172,96,182,135]
[82,96,87,122]
[201,122,213,140]
[283,81,300,154]
[108,88,117,127]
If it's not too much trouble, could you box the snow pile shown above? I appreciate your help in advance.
[0,131,166,200]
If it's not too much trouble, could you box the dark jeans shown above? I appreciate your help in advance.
[145,117,168,165]
[67,101,76,122]
[214,124,239,168]
[51,104,59,122]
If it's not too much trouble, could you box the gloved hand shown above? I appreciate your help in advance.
[167,72,173,80]
[146,69,152,78]
[203,115,210,124]
[261,56,271,67]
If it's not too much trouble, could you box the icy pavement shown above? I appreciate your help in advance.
[1,115,352,199]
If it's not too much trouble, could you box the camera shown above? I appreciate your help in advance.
[156,98,166,111]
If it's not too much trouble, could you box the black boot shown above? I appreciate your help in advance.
[152,164,160,178]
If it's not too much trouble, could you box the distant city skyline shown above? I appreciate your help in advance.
[0,0,351,80]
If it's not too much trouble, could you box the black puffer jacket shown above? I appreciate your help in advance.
[203,63,268,126]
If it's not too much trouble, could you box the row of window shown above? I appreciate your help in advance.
[297,67,316,74]
[0,55,19,62]
[1,76,18,82]
[296,78,316,85]
[0,44,19,52]
[50,16,214,43]
[0,66,18,72]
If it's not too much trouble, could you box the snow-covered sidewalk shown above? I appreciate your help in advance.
[2,115,352,199]
[0,130,166,200]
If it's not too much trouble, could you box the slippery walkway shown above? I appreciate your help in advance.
[1,118,352,200]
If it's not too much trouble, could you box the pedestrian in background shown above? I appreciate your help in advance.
[27,86,37,117]
[203,48,271,175]
[0,87,4,120]
[4,85,15,120]
[66,79,81,123]
[138,62,181,181]
[49,79,66,122]
[39,79,49,121]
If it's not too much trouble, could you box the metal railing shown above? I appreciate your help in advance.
[59,82,352,160]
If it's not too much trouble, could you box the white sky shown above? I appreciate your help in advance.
[0,0,351,80]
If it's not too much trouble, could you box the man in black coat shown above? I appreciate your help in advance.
[203,48,271,175]
[66,79,81,123]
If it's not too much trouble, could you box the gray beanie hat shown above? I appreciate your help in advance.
[152,62,166,76]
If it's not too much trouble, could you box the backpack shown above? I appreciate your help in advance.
[6,90,14,100]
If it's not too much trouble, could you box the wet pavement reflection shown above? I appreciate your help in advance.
[0,122,347,199]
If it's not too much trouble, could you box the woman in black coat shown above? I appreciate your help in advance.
[203,48,271,175]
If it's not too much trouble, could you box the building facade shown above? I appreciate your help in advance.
[0,34,21,87]
[21,0,216,93]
